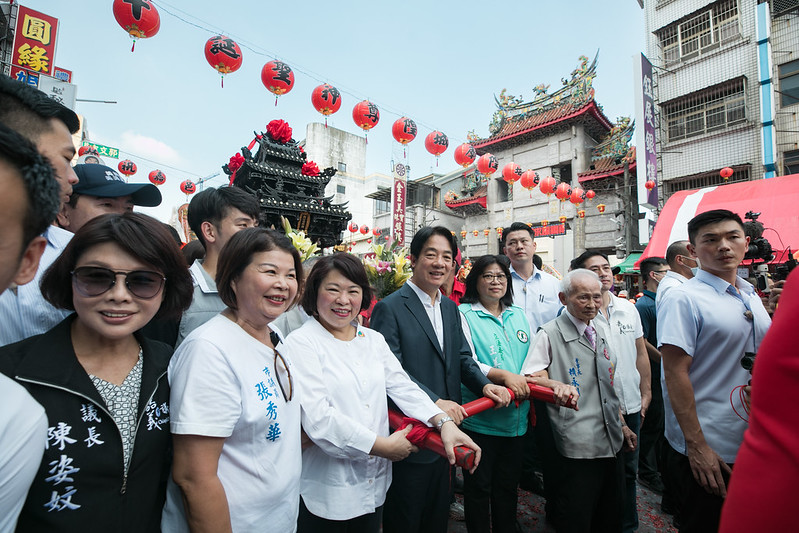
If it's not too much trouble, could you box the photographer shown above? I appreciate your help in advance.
[657,210,771,533]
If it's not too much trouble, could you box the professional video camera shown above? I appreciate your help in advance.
[743,211,773,262]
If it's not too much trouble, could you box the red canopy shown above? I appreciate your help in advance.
[636,175,799,269]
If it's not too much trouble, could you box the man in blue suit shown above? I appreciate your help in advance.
[371,226,511,533]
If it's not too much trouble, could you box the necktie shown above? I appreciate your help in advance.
[585,325,596,349]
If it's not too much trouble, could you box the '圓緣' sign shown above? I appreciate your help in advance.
[12,6,59,76]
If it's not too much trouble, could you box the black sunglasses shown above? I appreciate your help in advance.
[71,266,166,300]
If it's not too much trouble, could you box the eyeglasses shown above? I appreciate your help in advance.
[481,273,508,282]
[71,266,166,300]
[273,349,293,402]
[652,270,669,277]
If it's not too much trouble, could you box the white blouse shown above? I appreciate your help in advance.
[280,318,443,521]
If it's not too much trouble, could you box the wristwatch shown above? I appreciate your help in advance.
[436,415,454,431]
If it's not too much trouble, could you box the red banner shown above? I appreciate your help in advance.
[12,6,59,76]
[392,163,408,246]
[533,222,567,238]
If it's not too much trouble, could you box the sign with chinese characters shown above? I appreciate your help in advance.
[10,66,39,87]
[82,142,120,159]
[533,222,567,238]
[392,163,407,246]
[635,53,658,210]
[38,76,77,110]
[12,6,59,76]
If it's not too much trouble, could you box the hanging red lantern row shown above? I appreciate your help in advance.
[352,100,380,140]
[570,187,584,204]
[180,179,196,197]
[261,60,294,105]
[148,169,166,185]
[204,35,242,88]
[454,143,476,167]
[720,167,734,180]
[555,182,572,202]
[392,117,417,155]
[311,83,342,127]
[645,180,656,190]
[476,153,498,176]
[424,131,449,164]
[113,0,160,52]
[118,159,137,181]
[502,163,522,184]
[539,176,557,196]
[519,170,539,197]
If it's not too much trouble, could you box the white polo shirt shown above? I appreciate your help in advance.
[657,269,771,462]
[594,293,644,415]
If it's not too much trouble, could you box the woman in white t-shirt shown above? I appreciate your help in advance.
[280,253,480,533]
[163,228,303,533]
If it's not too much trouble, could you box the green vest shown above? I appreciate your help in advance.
[459,303,530,437]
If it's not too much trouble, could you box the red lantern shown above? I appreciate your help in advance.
[645,180,656,190]
[204,36,242,88]
[113,0,160,52]
[148,170,166,186]
[311,84,342,126]
[502,163,523,184]
[348,223,359,233]
[555,182,572,202]
[453,143,477,167]
[539,176,557,196]
[720,167,734,179]
[496,227,503,238]
[460,231,467,239]
[519,170,539,197]
[597,203,606,214]
[392,117,417,145]
[585,189,596,200]
[577,209,586,219]
[473,229,479,236]
[180,180,196,196]
[541,220,549,227]
[261,61,295,105]
[476,153,498,176]
[367,238,372,244]
[78,145,98,157]
[424,131,449,161]
[360,225,370,235]
[484,228,490,236]
[372,227,382,236]
[118,160,137,180]
[352,100,380,136]
[559,215,567,224]
[570,187,584,205]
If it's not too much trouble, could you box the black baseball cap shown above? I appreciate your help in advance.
[72,164,162,207]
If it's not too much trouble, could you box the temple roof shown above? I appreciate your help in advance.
[577,117,636,183]
[445,185,487,214]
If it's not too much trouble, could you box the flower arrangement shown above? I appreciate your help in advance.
[363,238,412,300]
[266,119,292,144]
[280,216,318,262]
[301,161,320,176]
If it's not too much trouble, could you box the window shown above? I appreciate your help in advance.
[663,78,746,142]
[774,0,799,17]
[657,0,739,64]
[785,150,799,175]
[337,162,347,172]
[495,178,510,203]
[336,184,345,194]
[778,60,799,107]
[665,167,750,195]
[374,198,390,215]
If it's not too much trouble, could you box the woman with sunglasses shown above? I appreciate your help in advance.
[162,228,303,533]
[0,212,193,532]
[279,253,480,533]
[457,254,576,533]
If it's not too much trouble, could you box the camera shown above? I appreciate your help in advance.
[743,212,773,262]
[741,352,756,373]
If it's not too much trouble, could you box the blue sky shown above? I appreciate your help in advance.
[19,0,646,222]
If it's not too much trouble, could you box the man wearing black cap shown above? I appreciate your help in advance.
[57,163,161,233]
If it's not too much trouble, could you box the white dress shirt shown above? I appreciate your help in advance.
[281,318,443,521]
[521,310,592,375]
[407,279,445,351]
[509,264,562,331]
[655,270,688,311]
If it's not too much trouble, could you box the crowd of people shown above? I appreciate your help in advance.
[0,75,793,533]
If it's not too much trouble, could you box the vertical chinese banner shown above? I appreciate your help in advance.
[392,163,408,246]
[12,6,59,77]
[635,53,658,209]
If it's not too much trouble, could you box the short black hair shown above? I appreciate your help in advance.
[187,186,260,248]
[533,254,543,270]
[570,250,610,271]
[41,213,193,320]
[409,226,457,259]
[460,254,514,308]
[687,209,744,245]
[665,240,691,266]
[0,76,80,140]
[301,253,373,316]
[0,123,60,251]
[640,257,668,280]
[501,222,535,247]
[215,228,303,310]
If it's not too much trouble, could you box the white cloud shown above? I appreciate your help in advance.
[119,131,184,167]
